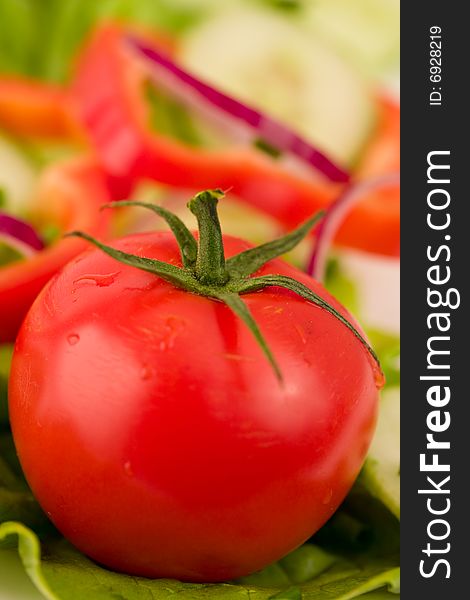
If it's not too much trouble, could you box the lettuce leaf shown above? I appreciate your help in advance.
[0,521,399,600]
[0,0,36,76]
[0,0,203,83]
[323,259,400,389]
[0,344,13,427]
[365,331,399,388]
[360,388,400,519]
[1,426,399,598]
[324,258,359,317]
[0,437,54,536]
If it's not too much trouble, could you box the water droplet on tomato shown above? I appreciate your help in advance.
[159,317,186,351]
[140,365,153,380]
[67,334,80,346]
[73,272,120,287]
[322,488,333,505]
[372,361,386,389]
[124,461,133,476]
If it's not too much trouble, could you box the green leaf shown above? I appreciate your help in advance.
[101,201,198,269]
[238,562,291,587]
[219,293,282,381]
[0,344,13,427]
[323,260,400,388]
[0,523,59,599]
[65,231,196,291]
[237,274,379,367]
[0,0,203,82]
[226,212,324,279]
[279,545,337,584]
[315,485,399,561]
[93,0,203,35]
[360,388,400,519]
[0,437,53,537]
[323,258,359,317]
[146,84,205,147]
[35,0,91,81]
[268,586,302,599]
[0,523,399,599]
[297,563,399,598]
[0,0,36,74]
[365,330,400,389]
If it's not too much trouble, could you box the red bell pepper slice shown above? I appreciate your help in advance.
[357,96,400,178]
[0,74,141,341]
[0,76,83,141]
[0,158,110,343]
[73,25,399,256]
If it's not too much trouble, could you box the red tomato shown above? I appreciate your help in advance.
[9,232,379,582]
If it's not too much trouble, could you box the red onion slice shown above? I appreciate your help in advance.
[0,211,44,259]
[127,36,350,184]
[307,173,400,281]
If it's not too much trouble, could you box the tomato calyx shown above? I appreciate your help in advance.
[68,190,380,381]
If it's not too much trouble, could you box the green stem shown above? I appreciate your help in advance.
[219,292,283,382]
[237,274,378,364]
[188,190,228,286]
[65,231,198,292]
[227,211,324,278]
[68,191,381,383]
[101,201,198,268]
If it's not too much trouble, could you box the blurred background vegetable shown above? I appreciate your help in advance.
[0,1,400,598]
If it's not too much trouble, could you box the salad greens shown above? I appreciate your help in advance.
[0,345,13,425]
[0,0,206,83]
[361,389,400,519]
[0,244,23,268]
[0,0,399,84]
[324,259,400,387]
[146,85,206,148]
[0,521,399,600]
[0,434,53,535]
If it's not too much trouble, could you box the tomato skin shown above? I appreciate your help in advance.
[9,232,378,582]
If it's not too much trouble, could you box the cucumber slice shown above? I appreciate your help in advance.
[336,249,400,335]
[0,134,36,216]
[305,0,400,78]
[179,9,376,165]
[362,387,400,519]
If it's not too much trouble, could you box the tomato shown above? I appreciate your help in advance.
[9,195,379,582]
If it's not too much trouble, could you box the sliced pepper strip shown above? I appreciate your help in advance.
[73,25,399,256]
[0,158,110,343]
[0,76,82,141]
[357,96,400,178]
